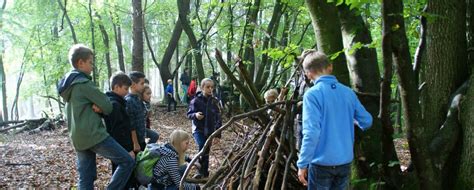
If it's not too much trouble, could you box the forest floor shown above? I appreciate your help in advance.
[0,105,412,188]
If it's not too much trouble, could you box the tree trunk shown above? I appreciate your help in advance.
[159,20,182,88]
[132,0,144,73]
[255,0,283,90]
[0,0,7,122]
[177,0,205,81]
[88,0,97,84]
[241,0,261,81]
[420,0,468,150]
[57,0,77,43]
[110,7,125,72]
[457,0,474,188]
[305,0,350,86]
[97,13,112,82]
[338,4,401,188]
[382,0,440,189]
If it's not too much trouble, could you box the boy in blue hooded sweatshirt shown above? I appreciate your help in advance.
[58,44,134,190]
[296,50,373,190]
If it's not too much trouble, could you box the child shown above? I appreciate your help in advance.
[296,50,373,189]
[187,76,197,103]
[166,79,177,112]
[264,89,278,104]
[187,78,222,178]
[149,130,200,190]
[57,44,134,189]
[125,71,147,152]
[141,84,160,143]
[103,71,136,187]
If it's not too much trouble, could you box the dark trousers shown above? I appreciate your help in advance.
[167,95,176,112]
[193,132,211,177]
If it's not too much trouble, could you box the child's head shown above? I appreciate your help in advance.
[141,84,152,102]
[110,71,132,97]
[200,78,214,97]
[302,50,333,80]
[170,130,191,165]
[128,71,146,94]
[264,89,278,104]
[68,44,94,75]
[167,79,172,84]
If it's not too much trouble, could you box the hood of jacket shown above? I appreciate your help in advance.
[155,143,178,158]
[106,91,126,105]
[57,70,91,102]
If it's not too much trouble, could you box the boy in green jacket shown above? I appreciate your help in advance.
[58,44,134,190]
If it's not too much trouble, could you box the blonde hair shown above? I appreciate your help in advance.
[200,78,214,88]
[169,130,191,165]
[264,89,278,100]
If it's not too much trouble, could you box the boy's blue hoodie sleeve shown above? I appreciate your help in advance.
[353,93,373,130]
[297,90,322,169]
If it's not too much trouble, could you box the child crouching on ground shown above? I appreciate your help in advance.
[149,130,200,190]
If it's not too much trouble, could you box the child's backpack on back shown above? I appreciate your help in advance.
[135,143,162,185]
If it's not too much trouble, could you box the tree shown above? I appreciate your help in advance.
[338,4,402,188]
[305,0,350,86]
[57,0,77,43]
[0,0,7,122]
[132,0,144,72]
[177,0,205,80]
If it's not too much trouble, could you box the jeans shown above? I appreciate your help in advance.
[76,136,135,190]
[146,128,160,143]
[193,132,211,177]
[182,85,189,104]
[308,163,351,190]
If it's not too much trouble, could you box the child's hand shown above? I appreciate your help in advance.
[129,151,135,159]
[195,112,204,120]
[133,143,141,152]
[92,104,103,113]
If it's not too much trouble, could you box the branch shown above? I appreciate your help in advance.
[413,5,427,85]
[179,100,292,190]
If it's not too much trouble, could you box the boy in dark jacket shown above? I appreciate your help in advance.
[103,72,135,179]
[186,78,222,178]
[58,44,134,189]
[125,71,147,152]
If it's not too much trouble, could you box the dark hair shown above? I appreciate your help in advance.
[302,50,330,73]
[68,44,94,68]
[128,71,146,83]
[110,71,132,89]
[144,78,150,84]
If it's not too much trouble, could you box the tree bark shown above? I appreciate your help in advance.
[57,0,77,43]
[382,0,440,189]
[338,4,401,188]
[88,0,97,84]
[110,8,125,72]
[305,0,350,86]
[255,0,283,90]
[240,0,261,81]
[457,0,474,187]
[0,0,7,122]
[132,0,144,73]
[159,20,182,88]
[177,0,205,81]
[420,0,468,148]
[97,13,112,83]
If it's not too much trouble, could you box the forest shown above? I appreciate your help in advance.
[0,0,473,189]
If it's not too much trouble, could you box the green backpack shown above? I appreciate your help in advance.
[135,143,162,185]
